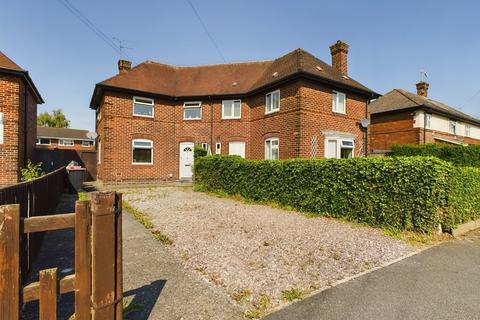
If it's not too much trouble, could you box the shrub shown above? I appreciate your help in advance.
[194,146,208,159]
[445,167,480,229]
[20,161,44,181]
[195,156,453,232]
[390,144,480,167]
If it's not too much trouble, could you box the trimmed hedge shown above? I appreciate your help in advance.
[390,144,480,167]
[195,156,454,232]
[446,167,480,229]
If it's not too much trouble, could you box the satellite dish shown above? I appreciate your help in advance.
[360,119,370,128]
[86,131,98,139]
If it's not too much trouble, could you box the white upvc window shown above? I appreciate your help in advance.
[37,138,51,145]
[425,113,432,128]
[133,97,154,118]
[465,124,471,137]
[0,112,3,144]
[132,139,153,164]
[215,142,222,155]
[222,100,241,119]
[265,90,280,114]
[449,120,457,134]
[332,91,346,114]
[183,102,202,120]
[265,138,279,160]
[59,139,74,146]
[325,138,354,159]
[81,141,91,147]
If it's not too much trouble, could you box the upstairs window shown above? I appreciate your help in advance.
[332,91,346,114]
[82,141,91,147]
[265,138,279,160]
[425,113,432,128]
[133,97,154,118]
[183,102,202,120]
[222,100,241,119]
[132,139,153,164]
[59,139,74,146]
[37,138,51,145]
[0,112,3,144]
[449,120,457,134]
[465,124,471,137]
[265,90,280,114]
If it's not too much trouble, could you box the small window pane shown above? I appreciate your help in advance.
[272,91,280,110]
[223,100,233,118]
[326,140,337,158]
[82,141,90,147]
[233,100,241,118]
[340,148,353,158]
[133,140,152,148]
[133,148,152,163]
[266,94,272,112]
[184,107,201,119]
[134,103,153,117]
[60,139,74,146]
[341,140,353,147]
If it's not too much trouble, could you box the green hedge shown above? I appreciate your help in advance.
[446,167,480,229]
[195,156,455,232]
[390,144,480,167]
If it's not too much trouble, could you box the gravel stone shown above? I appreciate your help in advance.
[121,186,414,314]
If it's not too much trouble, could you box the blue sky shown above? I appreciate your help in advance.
[2,0,480,131]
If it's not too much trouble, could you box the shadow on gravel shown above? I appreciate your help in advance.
[123,280,166,320]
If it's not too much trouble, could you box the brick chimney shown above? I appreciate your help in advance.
[330,40,349,75]
[118,59,132,74]
[416,81,429,97]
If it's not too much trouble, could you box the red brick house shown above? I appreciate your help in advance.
[36,127,95,151]
[0,51,43,185]
[90,41,378,183]
[369,82,480,153]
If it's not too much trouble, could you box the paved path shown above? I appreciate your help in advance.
[122,208,243,320]
[264,229,480,320]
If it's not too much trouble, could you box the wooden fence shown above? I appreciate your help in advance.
[0,191,123,319]
[0,167,66,277]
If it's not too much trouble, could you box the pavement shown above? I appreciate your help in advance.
[264,229,480,320]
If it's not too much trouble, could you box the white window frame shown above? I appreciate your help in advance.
[265,90,280,114]
[425,113,432,129]
[465,124,471,137]
[222,99,242,119]
[81,140,91,147]
[133,96,154,118]
[265,138,280,160]
[132,139,153,165]
[36,138,51,145]
[449,120,457,134]
[59,139,74,146]
[0,112,3,144]
[183,101,202,120]
[324,138,354,159]
[332,91,346,114]
[215,142,221,155]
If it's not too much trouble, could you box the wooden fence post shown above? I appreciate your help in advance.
[75,200,92,320]
[39,268,57,320]
[0,204,20,320]
[90,192,116,320]
[115,193,123,319]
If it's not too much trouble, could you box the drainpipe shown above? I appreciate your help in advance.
[423,109,427,144]
[209,95,213,154]
[364,96,370,157]
[23,82,28,167]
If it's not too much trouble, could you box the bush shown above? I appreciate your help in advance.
[194,145,208,159]
[390,144,480,167]
[20,161,44,181]
[446,167,480,229]
[195,156,453,232]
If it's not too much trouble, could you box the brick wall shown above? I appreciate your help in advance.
[97,80,370,183]
[0,74,37,185]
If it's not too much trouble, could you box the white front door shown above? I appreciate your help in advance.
[179,142,194,179]
[229,141,246,158]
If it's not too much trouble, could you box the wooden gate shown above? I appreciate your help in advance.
[0,191,123,320]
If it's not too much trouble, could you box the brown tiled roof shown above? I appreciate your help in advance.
[370,89,480,125]
[0,51,44,103]
[37,127,93,140]
[91,48,377,108]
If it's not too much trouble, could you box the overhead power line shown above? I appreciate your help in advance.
[185,0,227,63]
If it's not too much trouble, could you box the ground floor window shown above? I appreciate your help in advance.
[132,139,153,164]
[265,138,279,160]
[228,141,246,158]
[325,138,354,159]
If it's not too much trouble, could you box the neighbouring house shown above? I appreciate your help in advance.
[369,82,480,153]
[0,51,44,186]
[90,40,379,183]
[36,126,95,151]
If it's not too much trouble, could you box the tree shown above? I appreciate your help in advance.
[37,109,70,128]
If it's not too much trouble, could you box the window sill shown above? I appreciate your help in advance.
[132,162,154,166]
[183,118,202,121]
[265,109,280,115]
[221,117,242,120]
[133,114,155,119]
[332,110,347,115]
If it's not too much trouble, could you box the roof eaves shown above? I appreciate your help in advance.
[0,67,44,104]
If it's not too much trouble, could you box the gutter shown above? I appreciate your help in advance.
[0,67,44,104]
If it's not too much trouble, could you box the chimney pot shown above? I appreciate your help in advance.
[416,81,429,97]
[330,40,349,75]
[118,59,132,74]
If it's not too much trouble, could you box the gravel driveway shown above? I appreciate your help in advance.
[121,186,414,317]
